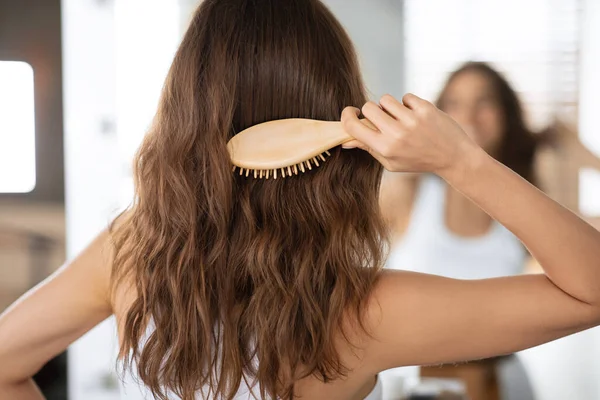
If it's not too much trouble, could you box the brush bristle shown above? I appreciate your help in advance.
[232,151,331,179]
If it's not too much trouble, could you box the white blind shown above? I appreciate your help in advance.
[404,0,582,130]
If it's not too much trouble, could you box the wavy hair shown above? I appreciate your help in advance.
[109,1,387,399]
[436,62,540,185]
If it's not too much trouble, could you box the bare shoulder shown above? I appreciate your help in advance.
[80,228,115,304]
[104,211,139,331]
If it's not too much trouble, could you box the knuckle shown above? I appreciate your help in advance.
[405,117,418,129]
[380,145,392,158]
[421,103,434,114]
[390,120,403,132]
[415,107,429,118]
[394,132,407,146]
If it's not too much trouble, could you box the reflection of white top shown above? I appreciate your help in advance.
[386,175,526,279]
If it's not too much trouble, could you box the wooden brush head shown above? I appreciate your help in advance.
[227,118,369,179]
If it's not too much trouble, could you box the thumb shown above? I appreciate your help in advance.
[341,139,367,150]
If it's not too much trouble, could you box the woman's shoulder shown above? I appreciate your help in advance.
[104,211,139,324]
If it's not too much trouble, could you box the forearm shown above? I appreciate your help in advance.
[0,379,44,400]
[443,148,600,305]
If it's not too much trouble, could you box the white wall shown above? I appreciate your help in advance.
[63,0,180,399]
[324,0,405,101]
[578,0,600,396]
[517,1,600,399]
[62,0,121,399]
[115,0,180,177]
[579,0,600,216]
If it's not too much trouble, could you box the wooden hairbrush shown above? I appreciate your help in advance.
[227,118,375,179]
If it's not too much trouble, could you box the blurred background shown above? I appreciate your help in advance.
[1,0,599,399]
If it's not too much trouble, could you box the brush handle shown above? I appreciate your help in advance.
[327,118,377,145]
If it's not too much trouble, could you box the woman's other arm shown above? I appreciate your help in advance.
[0,231,114,399]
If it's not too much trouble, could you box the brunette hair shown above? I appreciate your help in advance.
[109,0,387,399]
[436,62,539,185]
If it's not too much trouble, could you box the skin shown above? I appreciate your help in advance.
[2,94,600,399]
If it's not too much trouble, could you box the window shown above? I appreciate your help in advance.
[404,0,581,130]
[0,61,36,193]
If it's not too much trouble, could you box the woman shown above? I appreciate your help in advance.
[1,2,600,400]
[380,63,542,399]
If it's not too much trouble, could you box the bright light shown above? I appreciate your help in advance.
[0,61,36,193]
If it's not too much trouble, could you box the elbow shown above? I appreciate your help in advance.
[574,301,600,331]
[575,288,600,310]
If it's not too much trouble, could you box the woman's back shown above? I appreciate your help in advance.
[112,281,383,399]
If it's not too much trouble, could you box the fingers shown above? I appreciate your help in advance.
[401,93,430,110]
[340,116,378,149]
[380,94,412,122]
[341,107,391,163]
[341,107,381,148]
[361,101,398,133]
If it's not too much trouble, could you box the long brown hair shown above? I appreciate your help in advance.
[109,1,387,399]
[436,62,539,185]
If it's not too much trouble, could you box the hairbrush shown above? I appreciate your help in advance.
[227,118,374,179]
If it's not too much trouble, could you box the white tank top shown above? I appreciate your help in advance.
[386,175,526,279]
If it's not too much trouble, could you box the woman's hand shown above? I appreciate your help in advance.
[341,94,483,177]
